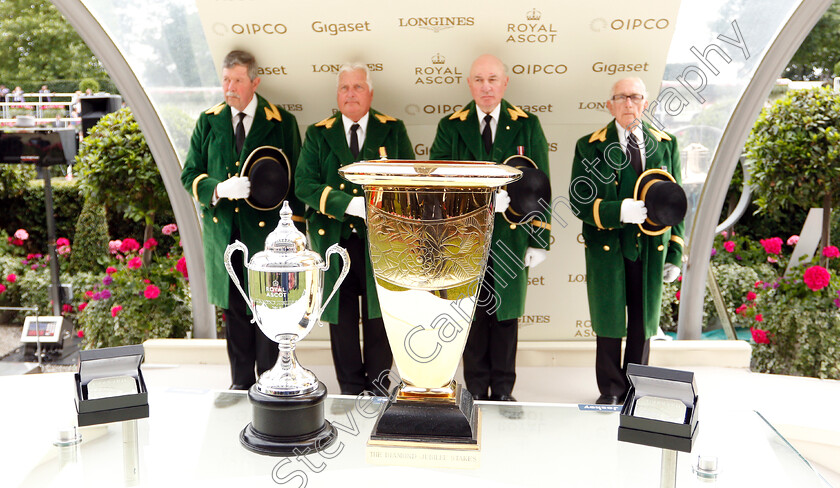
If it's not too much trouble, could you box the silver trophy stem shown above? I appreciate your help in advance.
[255,334,318,396]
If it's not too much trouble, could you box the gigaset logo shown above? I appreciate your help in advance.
[414,53,463,85]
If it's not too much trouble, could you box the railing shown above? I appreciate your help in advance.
[1,92,78,119]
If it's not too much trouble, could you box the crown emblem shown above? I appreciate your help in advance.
[526,8,541,21]
[431,53,445,65]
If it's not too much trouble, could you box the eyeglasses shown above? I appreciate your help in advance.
[610,94,645,103]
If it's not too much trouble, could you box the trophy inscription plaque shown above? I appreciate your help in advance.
[340,160,520,447]
[224,201,350,456]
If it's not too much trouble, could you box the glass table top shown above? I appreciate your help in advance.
[1,372,830,488]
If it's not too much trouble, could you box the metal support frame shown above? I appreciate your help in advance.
[50,0,215,338]
[677,0,832,339]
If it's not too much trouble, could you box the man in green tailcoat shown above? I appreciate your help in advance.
[181,50,304,390]
[295,63,414,395]
[430,54,551,402]
[569,77,684,405]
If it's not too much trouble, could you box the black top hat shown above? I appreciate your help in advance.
[501,154,551,226]
[633,169,687,236]
[240,146,290,211]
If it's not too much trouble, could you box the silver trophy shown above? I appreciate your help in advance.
[224,201,349,456]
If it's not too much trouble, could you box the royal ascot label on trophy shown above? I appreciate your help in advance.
[224,201,350,456]
[340,160,520,453]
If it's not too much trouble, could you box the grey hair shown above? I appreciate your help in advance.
[609,77,648,100]
[337,63,373,92]
[222,50,258,81]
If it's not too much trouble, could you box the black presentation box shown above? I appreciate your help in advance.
[74,344,149,427]
[618,363,699,452]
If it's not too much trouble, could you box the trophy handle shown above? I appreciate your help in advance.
[318,243,351,321]
[223,240,260,325]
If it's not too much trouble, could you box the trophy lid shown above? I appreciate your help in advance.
[339,159,521,188]
[248,201,324,272]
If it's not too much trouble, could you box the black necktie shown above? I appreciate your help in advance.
[627,132,642,175]
[350,123,360,158]
[235,112,246,155]
[482,114,493,155]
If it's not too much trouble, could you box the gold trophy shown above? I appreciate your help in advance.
[339,160,520,450]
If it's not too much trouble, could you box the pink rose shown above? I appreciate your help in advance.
[760,237,783,255]
[143,238,158,250]
[755,314,763,322]
[56,237,70,247]
[62,304,73,313]
[822,246,840,259]
[176,256,188,279]
[162,224,178,235]
[78,302,87,311]
[106,266,117,275]
[746,291,757,301]
[144,285,160,299]
[787,235,799,246]
[803,265,831,291]
[735,304,747,315]
[109,240,122,254]
[750,327,770,344]
[111,305,123,317]
[724,241,736,253]
[14,229,28,240]
[6,273,17,283]
[0,284,6,294]
[77,330,84,338]
[675,290,681,301]
[57,245,71,255]
[120,238,140,253]
[126,256,143,269]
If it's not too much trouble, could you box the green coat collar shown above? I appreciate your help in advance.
[452,99,527,161]
[206,94,278,161]
[591,119,672,183]
[319,108,398,162]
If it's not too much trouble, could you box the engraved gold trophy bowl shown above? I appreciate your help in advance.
[340,160,520,446]
[224,201,350,456]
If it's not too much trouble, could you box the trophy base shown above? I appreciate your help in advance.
[370,382,479,445]
[240,381,337,456]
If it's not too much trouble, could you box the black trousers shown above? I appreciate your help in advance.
[225,225,278,387]
[329,234,393,395]
[462,260,518,398]
[595,258,650,398]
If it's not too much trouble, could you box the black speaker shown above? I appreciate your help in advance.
[80,95,122,136]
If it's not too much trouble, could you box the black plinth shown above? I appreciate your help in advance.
[240,381,337,456]
[371,383,478,444]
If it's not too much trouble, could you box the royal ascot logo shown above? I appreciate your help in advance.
[397,16,475,33]
[311,20,372,36]
[590,17,670,32]
[311,63,384,73]
[414,53,463,85]
[575,319,594,338]
[506,8,557,43]
[404,103,464,116]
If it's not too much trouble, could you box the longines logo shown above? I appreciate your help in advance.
[397,16,475,33]
[278,103,302,112]
[506,8,557,43]
[256,66,287,76]
[414,53,463,85]
[311,20,372,36]
[590,17,670,32]
[520,315,551,324]
[223,23,288,35]
[404,103,464,116]
[577,100,608,111]
[312,63,384,73]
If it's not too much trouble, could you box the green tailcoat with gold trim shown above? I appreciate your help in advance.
[429,99,551,322]
[180,94,303,309]
[294,108,415,325]
[570,119,684,339]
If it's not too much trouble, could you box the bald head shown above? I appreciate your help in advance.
[468,54,509,113]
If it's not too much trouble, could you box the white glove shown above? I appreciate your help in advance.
[345,196,366,220]
[663,263,681,283]
[619,199,647,224]
[494,189,511,213]
[523,247,547,268]
[215,176,250,199]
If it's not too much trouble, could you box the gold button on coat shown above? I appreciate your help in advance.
[318,229,325,236]
[603,245,610,251]
[352,189,358,194]
[510,224,517,230]
[340,183,345,190]
[658,245,665,251]
[213,217,218,223]
[259,221,265,227]
[234,207,239,213]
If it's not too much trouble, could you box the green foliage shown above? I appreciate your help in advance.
[747,87,840,217]
[68,197,110,274]
[0,1,107,82]
[75,108,169,227]
[0,165,36,199]
[78,78,100,93]
[76,227,191,348]
[0,178,82,254]
[783,0,840,80]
